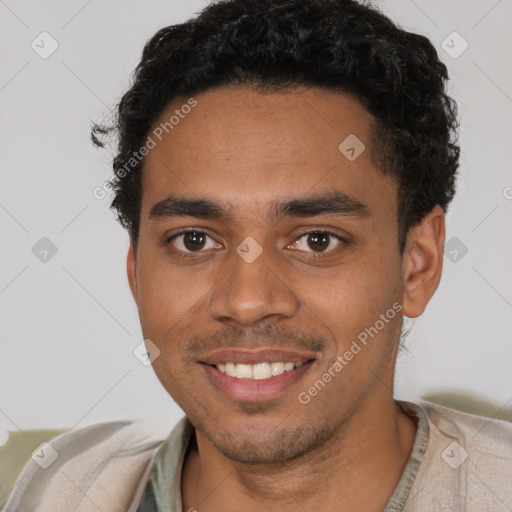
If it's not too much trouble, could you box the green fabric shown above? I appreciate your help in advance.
[0,429,67,509]
[148,416,194,512]
[147,400,429,512]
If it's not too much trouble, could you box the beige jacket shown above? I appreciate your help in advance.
[3,401,512,511]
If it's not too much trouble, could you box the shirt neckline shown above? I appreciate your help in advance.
[149,399,429,512]
[382,400,430,511]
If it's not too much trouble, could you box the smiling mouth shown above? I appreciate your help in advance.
[201,357,316,402]
[205,359,315,380]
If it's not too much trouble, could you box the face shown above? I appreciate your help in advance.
[128,85,442,464]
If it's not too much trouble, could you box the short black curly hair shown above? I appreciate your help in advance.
[92,0,459,256]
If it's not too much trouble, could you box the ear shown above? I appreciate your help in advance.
[127,240,138,303]
[401,205,446,318]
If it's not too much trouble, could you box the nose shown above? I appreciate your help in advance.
[207,240,299,327]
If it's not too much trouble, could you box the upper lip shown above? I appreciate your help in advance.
[200,348,316,366]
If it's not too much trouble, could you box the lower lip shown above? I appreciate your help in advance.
[201,361,314,402]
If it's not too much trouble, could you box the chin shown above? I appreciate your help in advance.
[200,420,333,465]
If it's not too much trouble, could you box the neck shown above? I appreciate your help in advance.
[182,392,417,512]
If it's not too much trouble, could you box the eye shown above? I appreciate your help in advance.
[166,230,220,255]
[289,231,347,255]
[166,229,347,258]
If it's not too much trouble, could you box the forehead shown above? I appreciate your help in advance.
[140,85,396,223]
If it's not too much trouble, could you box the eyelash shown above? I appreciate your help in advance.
[165,229,348,259]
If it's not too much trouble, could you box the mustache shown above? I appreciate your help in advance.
[182,323,327,361]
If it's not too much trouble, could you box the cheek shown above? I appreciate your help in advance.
[305,252,400,351]
[134,251,205,337]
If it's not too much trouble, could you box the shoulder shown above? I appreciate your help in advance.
[418,399,512,458]
[402,400,512,511]
[3,417,176,512]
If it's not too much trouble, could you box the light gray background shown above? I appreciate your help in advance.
[1,0,511,434]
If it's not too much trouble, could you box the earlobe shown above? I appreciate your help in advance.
[127,241,138,302]
[401,205,445,318]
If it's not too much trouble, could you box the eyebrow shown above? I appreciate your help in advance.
[148,190,371,223]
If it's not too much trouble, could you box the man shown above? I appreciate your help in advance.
[4,0,511,510]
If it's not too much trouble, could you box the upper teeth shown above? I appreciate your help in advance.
[216,361,304,380]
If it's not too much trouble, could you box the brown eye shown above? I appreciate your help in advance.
[182,231,206,251]
[167,230,219,254]
[306,232,330,252]
[290,231,346,255]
